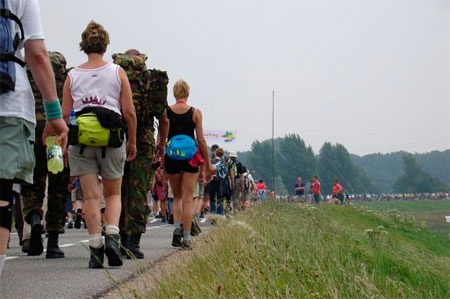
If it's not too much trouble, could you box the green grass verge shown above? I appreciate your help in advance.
[354,200,450,214]
[146,202,450,298]
[355,200,450,234]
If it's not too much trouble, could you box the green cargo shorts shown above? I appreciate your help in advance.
[0,117,35,184]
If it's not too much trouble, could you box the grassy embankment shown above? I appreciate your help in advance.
[355,200,450,234]
[123,201,449,298]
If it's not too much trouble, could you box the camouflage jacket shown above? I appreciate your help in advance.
[27,51,67,121]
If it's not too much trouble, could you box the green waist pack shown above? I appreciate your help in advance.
[68,108,126,149]
[77,112,110,146]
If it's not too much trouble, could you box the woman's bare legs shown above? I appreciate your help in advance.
[102,177,122,227]
[79,174,102,235]
[180,172,198,233]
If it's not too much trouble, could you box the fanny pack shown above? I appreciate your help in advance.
[68,107,126,157]
[166,134,197,161]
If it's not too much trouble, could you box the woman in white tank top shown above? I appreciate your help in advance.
[61,21,136,269]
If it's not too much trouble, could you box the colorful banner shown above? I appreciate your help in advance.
[204,130,237,144]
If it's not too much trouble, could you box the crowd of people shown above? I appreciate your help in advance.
[290,176,449,204]
[0,1,270,276]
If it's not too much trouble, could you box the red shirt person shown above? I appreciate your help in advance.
[332,180,343,195]
[312,176,321,204]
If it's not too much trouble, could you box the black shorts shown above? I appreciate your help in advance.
[164,155,199,175]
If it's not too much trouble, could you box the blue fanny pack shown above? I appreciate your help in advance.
[166,134,197,160]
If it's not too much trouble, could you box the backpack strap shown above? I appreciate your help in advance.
[101,146,106,158]
[0,8,24,46]
[0,52,25,67]
[79,144,86,155]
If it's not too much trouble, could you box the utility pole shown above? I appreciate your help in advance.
[272,90,275,197]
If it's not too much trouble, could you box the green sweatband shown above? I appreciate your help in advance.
[43,99,62,121]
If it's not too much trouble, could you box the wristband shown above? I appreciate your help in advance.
[43,99,62,121]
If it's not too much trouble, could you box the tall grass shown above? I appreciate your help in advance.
[144,202,449,298]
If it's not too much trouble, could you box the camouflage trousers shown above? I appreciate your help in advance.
[21,121,70,234]
[120,142,155,235]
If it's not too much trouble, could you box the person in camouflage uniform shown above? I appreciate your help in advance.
[113,50,169,259]
[21,52,70,258]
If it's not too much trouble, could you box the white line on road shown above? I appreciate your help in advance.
[146,224,169,230]
[5,256,18,261]
[80,240,89,243]
[59,243,75,248]
[150,219,159,223]
[200,218,207,223]
[10,232,18,235]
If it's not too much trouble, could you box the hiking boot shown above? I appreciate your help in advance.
[162,216,167,223]
[127,234,144,259]
[22,239,30,253]
[104,234,123,267]
[190,219,201,236]
[46,232,65,259]
[194,217,202,233]
[74,212,82,229]
[171,227,183,247]
[181,239,192,250]
[120,233,130,257]
[168,214,174,224]
[88,246,104,269]
[28,211,44,256]
[68,221,74,229]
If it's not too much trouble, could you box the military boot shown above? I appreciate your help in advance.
[27,211,44,256]
[105,234,123,267]
[46,232,65,258]
[88,246,104,269]
[127,234,144,259]
[120,233,130,257]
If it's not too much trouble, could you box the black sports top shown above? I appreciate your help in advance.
[167,106,196,140]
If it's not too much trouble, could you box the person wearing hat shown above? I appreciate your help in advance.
[228,151,244,212]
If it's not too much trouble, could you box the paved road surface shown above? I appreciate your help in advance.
[0,217,209,299]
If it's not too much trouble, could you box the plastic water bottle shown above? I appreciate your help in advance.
[46,136,64,174]
[68,109,77,126]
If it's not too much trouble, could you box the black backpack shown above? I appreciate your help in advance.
[0,0,25,94]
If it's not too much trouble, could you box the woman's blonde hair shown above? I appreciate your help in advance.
[173,79,190,100]
[79,21,110,54]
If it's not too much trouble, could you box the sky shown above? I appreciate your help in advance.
[38,0,449,156]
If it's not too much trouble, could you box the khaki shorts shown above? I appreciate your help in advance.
[0,117,35,184]
[69,143,126,179]
[194,182,204,198]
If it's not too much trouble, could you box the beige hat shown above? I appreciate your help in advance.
[229,151,237,158]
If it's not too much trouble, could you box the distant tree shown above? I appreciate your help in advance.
[274,175,288,196]
[351,150,450,192]
[393,154,449,193]
[246,139,274,190]
[276,134,316,194]
[318,142,376,194]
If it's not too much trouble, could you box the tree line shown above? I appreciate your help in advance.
[238,134,449,195]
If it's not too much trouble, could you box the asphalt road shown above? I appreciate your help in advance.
[0,217,209,299]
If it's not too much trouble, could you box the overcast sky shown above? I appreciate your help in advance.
[39,0,449,156]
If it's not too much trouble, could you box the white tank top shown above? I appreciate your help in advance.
[68,63,122,115]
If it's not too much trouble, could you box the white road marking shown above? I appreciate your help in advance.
[10,232,18,235]
[59,243,75,248]
[200,218,207,223]
[5,256,18,261]
[146,224,169,230]
[150,219,159,223]
[80,240,89,243]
